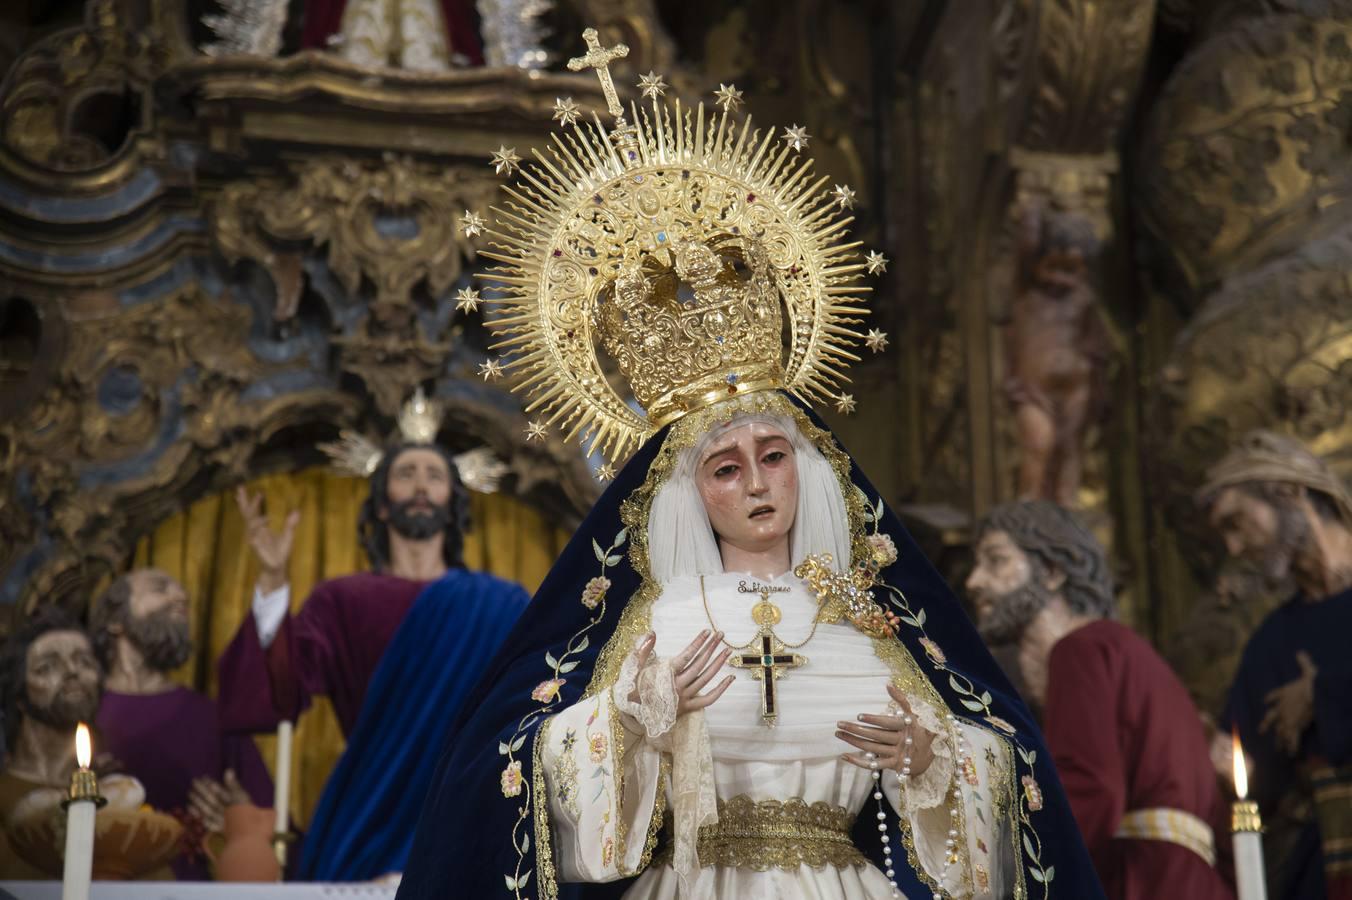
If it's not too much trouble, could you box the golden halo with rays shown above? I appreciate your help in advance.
[479,37,876,465]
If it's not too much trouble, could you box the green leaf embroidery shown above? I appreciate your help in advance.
[518,870,532,889]
[961,698,987,712]
[544,651,559,669]
[592,539,605,563]
[1044,866,1055,882]
[606,554,623,567]
[574,635,590,654]
[505,875,517,890]
[511,733,527,752]
[1030,868,1045,884]
[916,608,926,626]
[1023,833,1038,860]
[559,660,579,674]
[498,741,510,756]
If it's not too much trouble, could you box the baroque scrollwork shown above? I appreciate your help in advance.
[211,155,499,332]
[1137,13,1352,305]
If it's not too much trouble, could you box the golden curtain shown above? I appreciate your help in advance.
[131,467,571,827]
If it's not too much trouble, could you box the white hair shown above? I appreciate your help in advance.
[646,413,852,583]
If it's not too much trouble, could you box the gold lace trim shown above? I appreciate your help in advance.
[652,794,868,871]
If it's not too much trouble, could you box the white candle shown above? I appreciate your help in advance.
[1231,731,1268,900]
[273,720,293,868]
[61,724,97,900]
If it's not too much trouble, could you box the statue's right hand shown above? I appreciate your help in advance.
[234,487,299,591]
[660,630,734,716]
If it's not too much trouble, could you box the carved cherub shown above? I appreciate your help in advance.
[1003,197,1115,506]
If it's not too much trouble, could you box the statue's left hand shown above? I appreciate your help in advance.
[188,769,251,834]
[837,682,938,779]
[1261,650,1317,756]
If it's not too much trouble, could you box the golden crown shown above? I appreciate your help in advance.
[477,28,889,465]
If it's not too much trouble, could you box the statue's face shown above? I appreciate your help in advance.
[383,447,453,514]
[1208,485,1308,579]
[125,569,192,673]
[966,530,1053,645]
[24,630,101,730]
[695,421,798,558]
[128,569,188,623]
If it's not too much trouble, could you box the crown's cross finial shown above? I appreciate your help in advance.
[568,28,629,119]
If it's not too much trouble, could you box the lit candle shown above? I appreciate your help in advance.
[61,723,104,900]
[1231,730,1268,900]
[273,720,293,872]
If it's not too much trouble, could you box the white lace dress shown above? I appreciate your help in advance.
[540,571,1015,899]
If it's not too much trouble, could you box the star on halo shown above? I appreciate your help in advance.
[783,124,810,151]
[832,184,857,209]
[552,97,581,127]
[461,210,486,238]
[713,83,743,113]
[865,250,889,275]
[638,72,667,100]
[865,329,890,353]
[478,358,504,380]
[595,463,616,482]
[490,146,521,176]
[455,287,481,313]
[834,393,857,414]
[525,420,548,442]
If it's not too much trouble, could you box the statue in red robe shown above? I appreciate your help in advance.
[968,499,1234,900]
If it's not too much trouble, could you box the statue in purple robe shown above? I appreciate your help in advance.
[90,569,274,881]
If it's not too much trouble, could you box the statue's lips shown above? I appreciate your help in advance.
[748,505,775,519]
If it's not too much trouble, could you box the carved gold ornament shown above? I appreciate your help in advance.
[479,28,880,463]
[317,388,507,492]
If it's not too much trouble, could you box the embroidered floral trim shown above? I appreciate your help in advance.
[532,679,566,703]
[582,577,611,609]
[1022,775,1044,812]
[501,526,630,899]
[501,760,524,798]
[862,490,1056,897]
[867,532,898,567]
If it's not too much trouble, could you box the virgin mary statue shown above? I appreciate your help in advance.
[396,29,1104,900]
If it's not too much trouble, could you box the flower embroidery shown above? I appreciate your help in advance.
[560,728,577,753]
[532,678,566,703]
[588,732,609,763]
[867,533,898,567]
[1022,774,1044,811]
[581,576,611,609]
[975,864,990,891]
[500,760,523,798]
[977,837,988,855]
[985,714,1016,735]
[601,836,615,867]
[919,637,947,665]
[962,756,980,787]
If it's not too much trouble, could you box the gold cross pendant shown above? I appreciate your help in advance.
[729,626,805,727]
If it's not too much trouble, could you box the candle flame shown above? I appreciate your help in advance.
[1232,727,1248,800]
[75,723,91,769]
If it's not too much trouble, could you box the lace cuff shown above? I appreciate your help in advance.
[610,647,717,888]
[901,695,955,814]
[613,647,678,741]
